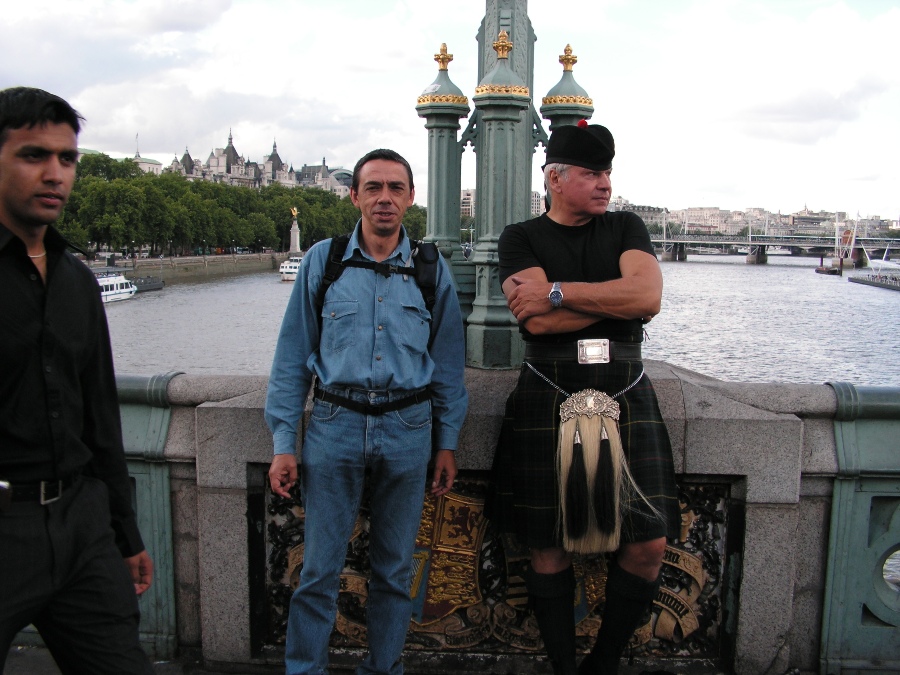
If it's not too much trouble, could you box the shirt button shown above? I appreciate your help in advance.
[45,365,52,373]
[30,274,38,281]
[375,355,382,361]
[378,297,383,302]
[330,312,335,317]
[377,325,383,331]
[50,411,60,419]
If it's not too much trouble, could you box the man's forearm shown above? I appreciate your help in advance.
[558,277,661,321]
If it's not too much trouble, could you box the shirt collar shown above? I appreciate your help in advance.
[0,222,67,255]
[346,219,411,263]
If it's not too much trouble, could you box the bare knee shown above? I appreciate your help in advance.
[616,538,666,581]
[530,547,571,574]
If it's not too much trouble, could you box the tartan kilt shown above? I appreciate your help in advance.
[489,357,680,550]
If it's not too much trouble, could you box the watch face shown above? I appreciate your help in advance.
[549,290,562,307]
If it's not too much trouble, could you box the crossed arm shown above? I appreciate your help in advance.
[502,249,663,335]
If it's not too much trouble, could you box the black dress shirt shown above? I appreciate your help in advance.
[0,223,144,557]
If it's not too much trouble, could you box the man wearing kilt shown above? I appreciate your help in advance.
[491,121,680,675]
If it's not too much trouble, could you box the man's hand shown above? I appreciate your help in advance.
[124,550,154,596]
[431,450,457,497]
[506,276,553,321]
[269,454,298,499]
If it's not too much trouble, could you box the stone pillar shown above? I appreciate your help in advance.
[465,31,531,369]
[416,45,473,319]
[289,212,300,254]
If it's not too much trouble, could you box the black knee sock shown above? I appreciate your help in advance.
[579,559,661,675]
[524,565,578,675]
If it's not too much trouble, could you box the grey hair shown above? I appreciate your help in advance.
[543,162,571,190]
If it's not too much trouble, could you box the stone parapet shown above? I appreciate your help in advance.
[150,362,869,674]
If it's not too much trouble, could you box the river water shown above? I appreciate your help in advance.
[105,253,900,385]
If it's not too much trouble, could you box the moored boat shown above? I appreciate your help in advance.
[132,276,165,292]
[95,272,137,303]
[279,255,302,282]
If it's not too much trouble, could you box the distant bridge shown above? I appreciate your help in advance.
[650,234,897,249]
[650,234,896,265]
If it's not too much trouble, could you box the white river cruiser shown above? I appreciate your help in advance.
[279,255,303,282]
[95,271,137,303]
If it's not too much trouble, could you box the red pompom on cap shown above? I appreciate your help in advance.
[577,119,589,128]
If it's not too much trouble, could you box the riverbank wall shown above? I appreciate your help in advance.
[93,365,900,674]
[95,252,290,286]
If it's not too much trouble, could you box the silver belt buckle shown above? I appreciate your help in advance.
[577,339,610,364]
[40,480,63,505]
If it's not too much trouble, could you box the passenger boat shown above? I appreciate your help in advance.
[95,272,137,303]
[279,255,302,282]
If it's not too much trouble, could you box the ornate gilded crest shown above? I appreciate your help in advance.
[559,388,620,423]
[410,491,488,632]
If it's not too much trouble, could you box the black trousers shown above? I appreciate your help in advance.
[0,476,152,674]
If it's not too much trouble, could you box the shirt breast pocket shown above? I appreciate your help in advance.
[321,300,358,353]
[398,303,431,355]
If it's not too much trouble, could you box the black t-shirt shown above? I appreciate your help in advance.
[498,211,655,343]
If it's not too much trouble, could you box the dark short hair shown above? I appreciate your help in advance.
[0,87,83,149]
[351,149,414,192]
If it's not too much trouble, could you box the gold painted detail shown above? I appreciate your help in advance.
[541,95,593,106]
[560,44,577,71]
[409,491,487,626]
[559,388,620,423]
[435,43,453,70]
[417,94,469,105]
[474,84,530,96]
[493,30,513,59]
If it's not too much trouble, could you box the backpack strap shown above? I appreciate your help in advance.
[315,236,441,324]
[411,240,439,313]
[315,234,351,313]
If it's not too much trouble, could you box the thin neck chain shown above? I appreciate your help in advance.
[524,361,644,400]
[28,250,47,259]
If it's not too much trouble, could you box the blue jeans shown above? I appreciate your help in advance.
[285,387,432,675]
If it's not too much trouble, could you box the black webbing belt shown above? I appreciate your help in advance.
[313,387,432,416]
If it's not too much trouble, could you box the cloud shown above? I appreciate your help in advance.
[739,78,890,144]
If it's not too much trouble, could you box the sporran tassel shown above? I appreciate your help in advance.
[564,424,590,538]
[593,421,619,536]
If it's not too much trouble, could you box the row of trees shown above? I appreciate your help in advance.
[58,154,427,257]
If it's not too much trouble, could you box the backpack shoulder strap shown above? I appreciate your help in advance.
[315,234,351,315]
[411,240,439,313]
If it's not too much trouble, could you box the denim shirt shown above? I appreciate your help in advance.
[265,222,467,455]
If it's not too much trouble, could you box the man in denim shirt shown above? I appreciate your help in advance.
[265,148,467,675]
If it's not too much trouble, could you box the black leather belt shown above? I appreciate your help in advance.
[525,340,642,363]
[0,472,81,507]
[314,387,432,416]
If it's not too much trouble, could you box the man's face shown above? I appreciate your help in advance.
[558,166,612,216]
[0,122,78,234]
[350,159,415,239]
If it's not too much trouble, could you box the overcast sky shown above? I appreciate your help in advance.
[4,0,898,220]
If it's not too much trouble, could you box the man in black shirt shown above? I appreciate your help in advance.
[0,87,153,673]
[491,122,679,675]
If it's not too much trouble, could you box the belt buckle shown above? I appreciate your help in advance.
[577,339,610,364]
[40,480,63,505]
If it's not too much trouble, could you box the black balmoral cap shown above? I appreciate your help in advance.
[544,120,615,171]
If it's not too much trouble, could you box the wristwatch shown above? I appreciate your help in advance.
[548,281,563,308]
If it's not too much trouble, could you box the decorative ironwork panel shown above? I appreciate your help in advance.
[258,474,730,661]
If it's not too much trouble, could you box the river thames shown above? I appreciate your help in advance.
[105,254,899,386]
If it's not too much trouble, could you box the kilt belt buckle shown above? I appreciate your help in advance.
[40,480,64,505]
[577,339,610,364]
